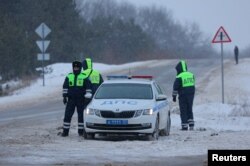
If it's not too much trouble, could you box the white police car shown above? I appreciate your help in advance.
[84,75,171,140]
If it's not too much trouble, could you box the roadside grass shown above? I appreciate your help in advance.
[0,75,38,97]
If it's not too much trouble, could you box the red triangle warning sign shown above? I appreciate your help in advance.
[212,26,232,43]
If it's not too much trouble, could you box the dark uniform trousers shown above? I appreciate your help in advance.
[178,93,195,129]
[63,97,84,135]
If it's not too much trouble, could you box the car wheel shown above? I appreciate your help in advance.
[148,116,159,141]
[160,112,171,136]
[89,133,95,139]
[84,133,95,140]
[166,114,171,136]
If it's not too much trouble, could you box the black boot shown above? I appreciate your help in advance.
[78,129,83,136]
[78,129,87,138]
[83,129,87,139]
[181,124,188,131]
[61,129,69,137]
[180,128,188,131]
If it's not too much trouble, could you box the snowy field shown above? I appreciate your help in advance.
[0,58,250,165]
[0,60,161,110]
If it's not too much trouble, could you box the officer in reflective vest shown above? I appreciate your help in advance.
[82,58,103,106]
[61,61,91,137]
[172,60,195,131]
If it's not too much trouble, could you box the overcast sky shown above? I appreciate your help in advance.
[117,0,250,52]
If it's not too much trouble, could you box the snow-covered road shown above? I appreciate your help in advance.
[0,58,250,165]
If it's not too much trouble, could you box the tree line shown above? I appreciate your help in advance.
[0,0,216,82]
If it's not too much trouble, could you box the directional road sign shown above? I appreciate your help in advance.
[37,53,50,61]
[36,40,50,53]
[35,23,51,39]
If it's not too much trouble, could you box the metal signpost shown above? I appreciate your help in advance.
[35,23,51,86]
[212,26,232,103]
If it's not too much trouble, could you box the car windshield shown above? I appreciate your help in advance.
[95,83,153,99]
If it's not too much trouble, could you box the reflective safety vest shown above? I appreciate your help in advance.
[85,58,92,69]
[82,69,101,84]
[176,72,195,87]
[67,73,85,87]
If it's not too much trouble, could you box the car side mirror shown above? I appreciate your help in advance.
[156,94,167,101]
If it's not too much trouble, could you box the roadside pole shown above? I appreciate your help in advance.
[42,24,45,86]
[212,26,231,104]
[220,35,224,103]
[35,23,51,86]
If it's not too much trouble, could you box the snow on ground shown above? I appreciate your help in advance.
[1,58,250,165]
[0,60,160,110]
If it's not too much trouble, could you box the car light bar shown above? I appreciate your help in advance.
[107,75,128,80]
[131,75,153,80]
[106,75,153,80]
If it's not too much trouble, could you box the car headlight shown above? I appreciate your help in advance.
[86,108,95,115]
[143,109,153,115]
[86,108,101,117]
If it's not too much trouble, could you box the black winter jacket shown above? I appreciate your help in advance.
[63,73,91,99]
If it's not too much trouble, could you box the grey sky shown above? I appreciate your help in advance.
[117,0,250,52]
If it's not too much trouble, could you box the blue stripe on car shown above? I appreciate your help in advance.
[153,101,168,112]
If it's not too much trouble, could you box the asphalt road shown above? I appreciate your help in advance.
[0,58,220,125]
[0,58,219,165]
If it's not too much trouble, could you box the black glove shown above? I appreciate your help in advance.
[63,97,67,105]
[172,95,176,102]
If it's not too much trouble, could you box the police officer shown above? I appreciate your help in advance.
[172,60,195,131]
[82,58,103,106]
[61,61,91,137]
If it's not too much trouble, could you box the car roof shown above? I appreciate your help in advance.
[103,78,154,85]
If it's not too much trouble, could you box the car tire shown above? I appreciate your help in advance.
[148,116,159,141]
[166,115,171,136]
[84,133,95,140]
[160,112,171,136]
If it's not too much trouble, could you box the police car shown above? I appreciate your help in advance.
[84,75,171,140]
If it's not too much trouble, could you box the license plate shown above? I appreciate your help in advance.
[106,120,128,125]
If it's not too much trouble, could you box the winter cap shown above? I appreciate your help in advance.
[72,61,82,69]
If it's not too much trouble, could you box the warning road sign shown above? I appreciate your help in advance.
[211,26,232,104]
[212,26,231,43]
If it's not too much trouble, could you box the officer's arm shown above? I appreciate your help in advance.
[84,78,92,99]
[172,78,181,97]
[62,77,69,97]
[193,75,195,85]
[99,74,104,84]
[85,78,92,91]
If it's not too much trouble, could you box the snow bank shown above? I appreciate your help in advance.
[0,60,158,110]
[1,58,250,165]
